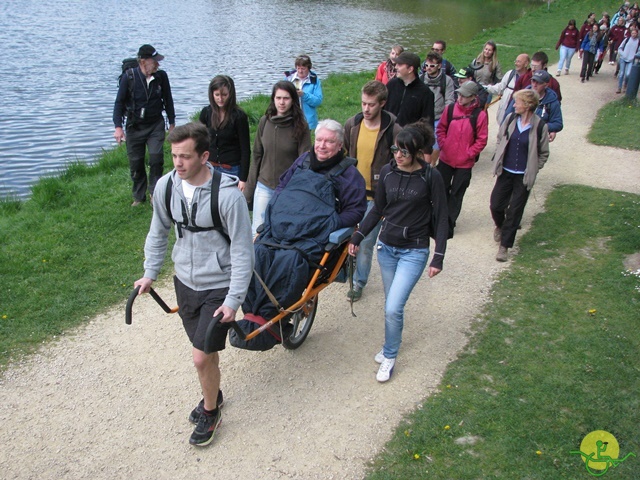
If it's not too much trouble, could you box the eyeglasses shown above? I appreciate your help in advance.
[390,145,411,157]
[424,64,438,68]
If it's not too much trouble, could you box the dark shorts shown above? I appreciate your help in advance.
[174,276,230,352]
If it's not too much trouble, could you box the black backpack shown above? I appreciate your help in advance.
[118,57,138,123]
[164,169,230,243]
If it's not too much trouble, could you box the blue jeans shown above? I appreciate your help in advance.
[377,241,429,359]
[618,59,633,90]
[252,181,275,236]
[353,200,382,289]
[558,45,576,72]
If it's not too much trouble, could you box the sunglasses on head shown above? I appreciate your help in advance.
[390,145,411,157]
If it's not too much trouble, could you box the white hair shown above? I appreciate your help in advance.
[315,119,344,144]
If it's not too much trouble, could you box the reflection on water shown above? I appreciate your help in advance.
[0,0,532,199]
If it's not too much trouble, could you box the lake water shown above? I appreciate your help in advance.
[0,0,534,199]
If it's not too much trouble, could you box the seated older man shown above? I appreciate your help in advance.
[232,119,367,350]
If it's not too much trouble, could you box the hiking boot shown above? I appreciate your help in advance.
[493,227,502,243]
[376,357,396,383]
[374,349,385,364]
[189,408,222,447]
[346,286,362,302]
[556,70,561,76]
[189,390,224,424]
[616,89,622,94]
[564,69,569,75]
[496,246,508,262]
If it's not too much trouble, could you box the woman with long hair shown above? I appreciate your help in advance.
[244,81,311,235]
[579,23,605,82]
[471,40,502,85]
[348,121,449,383]
[375,44,404,85]
[555,19,579,75]
[199,75,250,191]
[490,89,549,263]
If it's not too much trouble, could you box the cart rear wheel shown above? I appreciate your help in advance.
[282,295,318,350]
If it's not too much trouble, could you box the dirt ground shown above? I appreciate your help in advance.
[1,63,638,480]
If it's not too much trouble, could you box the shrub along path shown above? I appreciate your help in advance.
[0,63,638,479]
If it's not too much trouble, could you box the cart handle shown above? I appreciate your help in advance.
[125,286,179,325]
[203,316,247,354]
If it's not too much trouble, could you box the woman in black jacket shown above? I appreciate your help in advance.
[199,75,250,191]
[348,122,448,383]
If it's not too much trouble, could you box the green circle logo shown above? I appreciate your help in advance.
[571,430,635,476]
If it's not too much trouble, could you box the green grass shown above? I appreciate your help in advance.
[366,186,640,479]
[0,149,177,363]
[589,98,640,150]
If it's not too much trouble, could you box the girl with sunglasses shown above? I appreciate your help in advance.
[348,122,449,383]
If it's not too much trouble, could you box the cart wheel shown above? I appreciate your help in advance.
[282,295,318,350]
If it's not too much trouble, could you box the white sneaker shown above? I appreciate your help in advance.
[374,349,384,364]
[376,357,396,382]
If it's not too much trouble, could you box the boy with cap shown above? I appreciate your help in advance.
[436,82,489,238]
[113,44,176,206]
[453,68,489,109]
[384,51,435,127]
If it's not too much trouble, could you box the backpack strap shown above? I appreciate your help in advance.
[209,170,230,244]
[327,157,357,178]
[163,170,230,244]
[445,103,455,132]
[446,104,482,141]
[505,69,517,91]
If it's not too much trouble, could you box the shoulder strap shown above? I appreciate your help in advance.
[165,175,174,221]
[327,157,356,179]
[210,170,223,230]
[536,118,546,154]
[469,107,482,136]
[440,73,447,100]
[164,170,230,244]
[446,105,482,141]
[620,37,629,51]
[447,102,455,124]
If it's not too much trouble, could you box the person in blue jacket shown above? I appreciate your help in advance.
[579,23,605,82]
[285,55,323,130]
[504,70,563,142]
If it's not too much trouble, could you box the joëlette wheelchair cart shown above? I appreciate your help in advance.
[126,227,354,352]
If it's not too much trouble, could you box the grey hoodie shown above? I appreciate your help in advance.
[143,165,254,311]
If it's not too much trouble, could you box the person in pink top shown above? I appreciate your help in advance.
[375,45,404,85]
[435,81,488,238]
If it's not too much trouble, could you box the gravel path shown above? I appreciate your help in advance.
[1,63,638,480]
